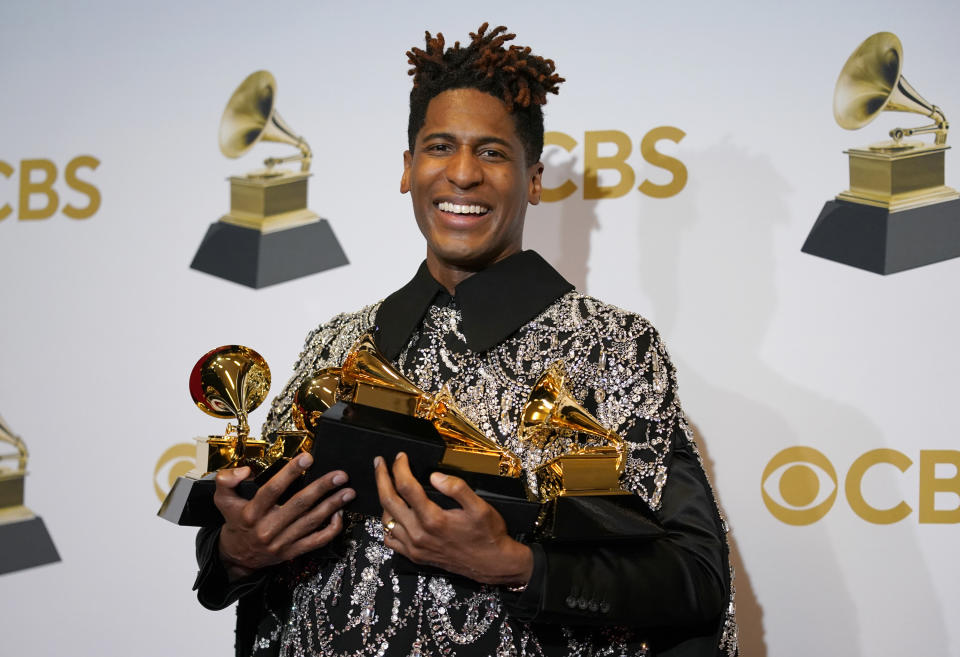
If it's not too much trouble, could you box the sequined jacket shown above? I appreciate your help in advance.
[195,251,738,657]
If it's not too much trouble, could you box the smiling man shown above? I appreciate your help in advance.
[402,86,540,281]
[195,24,737,657]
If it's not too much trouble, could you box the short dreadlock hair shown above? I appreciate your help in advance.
[406,23,564,165]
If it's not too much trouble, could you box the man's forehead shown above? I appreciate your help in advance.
[417,89,522,145]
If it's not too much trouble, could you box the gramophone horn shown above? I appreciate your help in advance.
[520,361,625,472]
[0,414,28,473]
[218,70,313,170]
[293,368,342,431]
[428,387,523,477]
[188,345,271,440]
[833,32,948,145]
[339,332,428,416]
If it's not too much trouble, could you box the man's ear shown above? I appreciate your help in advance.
[527,161,544,205]
[400,150,413,193]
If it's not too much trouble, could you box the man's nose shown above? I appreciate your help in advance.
[445,146,483,189]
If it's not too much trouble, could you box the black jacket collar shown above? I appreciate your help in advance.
[374,250,574,360]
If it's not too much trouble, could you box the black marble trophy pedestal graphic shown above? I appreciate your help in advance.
[191,219,348,288]
[0,472,60,575]
[0,515,61,575]
[802,198,960,274]
[191,172,348,288]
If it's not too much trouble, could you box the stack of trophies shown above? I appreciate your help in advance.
[159,331,662,545]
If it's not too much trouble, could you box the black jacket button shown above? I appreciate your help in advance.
[565,596,577,609]
[588,600,599,612]
[577,597,589,610]
[600,601,611,613]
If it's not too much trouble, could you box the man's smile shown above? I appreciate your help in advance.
[435,200,491,216]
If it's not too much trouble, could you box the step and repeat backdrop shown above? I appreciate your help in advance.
[2,1,958,655]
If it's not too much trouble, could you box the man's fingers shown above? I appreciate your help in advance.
[272,486,355,548]
[382,514,410,555]
[213,467,252,518]
[391,452,432,508]
[247,453,316,518]
[429,471,485,514]
[215,466,252,489]
[374,455,417,529]
[280,511,346,561]
[269,468,350,527]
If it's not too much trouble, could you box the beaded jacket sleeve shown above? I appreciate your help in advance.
[194,251,737,657]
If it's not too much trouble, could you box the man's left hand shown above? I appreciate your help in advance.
[374,452,533,587]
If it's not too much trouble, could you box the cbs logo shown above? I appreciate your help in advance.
[153,443,197,502]
[762,446,960,525]
[542,128,687,202]
[1,157,101,221]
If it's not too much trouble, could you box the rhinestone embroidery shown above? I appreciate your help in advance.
[248,292,736,657]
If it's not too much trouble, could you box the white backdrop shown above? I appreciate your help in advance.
[2,1,959,655]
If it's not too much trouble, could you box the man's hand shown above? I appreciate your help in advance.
[374,452,532,587]
[214,453,355,580]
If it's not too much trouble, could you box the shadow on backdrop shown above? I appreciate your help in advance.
[635,138,949,656]
[525,150,597,290]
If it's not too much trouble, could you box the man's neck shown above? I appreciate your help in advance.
[425,248,522,295]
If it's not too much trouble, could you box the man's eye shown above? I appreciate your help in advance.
[425,143,451,153]
[480,149,505,159]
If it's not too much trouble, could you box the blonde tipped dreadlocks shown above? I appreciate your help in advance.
[406,23,565,164]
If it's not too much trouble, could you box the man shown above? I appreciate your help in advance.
[196,24,737,657]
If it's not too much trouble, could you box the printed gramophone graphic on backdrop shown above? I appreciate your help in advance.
[0,415,59,575]
[803,32,960,274]
[190,71,348,288]
[159,333,662,543]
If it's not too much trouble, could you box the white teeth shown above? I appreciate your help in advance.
[438,201,489,215]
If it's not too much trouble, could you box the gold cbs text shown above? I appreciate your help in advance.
[1,157,101,221]
[542,127,686,202]
[762,446,960,526]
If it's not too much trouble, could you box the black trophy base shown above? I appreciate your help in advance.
[311,403,539,538]
[190,219,349,288]
[157,474,258,526]
[802,198,960,274]
[0,515,60,575]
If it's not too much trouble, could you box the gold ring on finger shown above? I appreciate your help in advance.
[383,518,397,539]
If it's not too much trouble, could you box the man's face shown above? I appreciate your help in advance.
[401,88,543,275]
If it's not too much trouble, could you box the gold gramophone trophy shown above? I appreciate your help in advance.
[0,415,60,575]
[190,70,348,288]
[517,363,663,541]
[803,32,960,274]
[157,345,312,526]
[292,331,539,535]
[519,361,627,501]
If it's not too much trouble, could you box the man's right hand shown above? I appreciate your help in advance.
[214,452,355,580]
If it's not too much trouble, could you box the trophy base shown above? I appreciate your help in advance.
[802,198,960,274]
[0,510,60,575]
[157,474,258,526]
[311,403,540,537]
[190,218,348,288]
